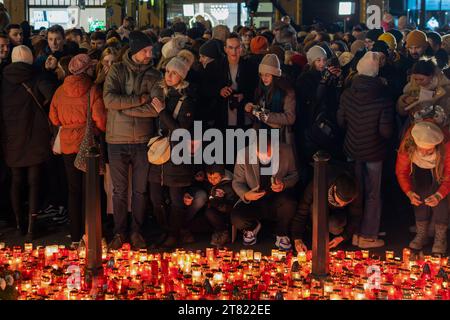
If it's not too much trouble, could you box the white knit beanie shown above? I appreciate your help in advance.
[356,51,380,77]
[11,45,34,65]
[166,56,190,80]
[306,45,327,65]
[258,54,282,77]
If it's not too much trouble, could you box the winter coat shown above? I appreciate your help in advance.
[338,75,394,162]
[295,67,344,161]
[397,72,450,119]
[49,75,106,155]
[1,62,57,167]
[214,56,258,129]
[396,139,450,199]
[147,85,195,187]
[291,164,362,242]
[208,170,239,213]
[251,81,296,145]
[103,49,164,144]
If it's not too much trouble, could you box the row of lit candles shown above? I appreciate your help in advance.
[0,242,449,300]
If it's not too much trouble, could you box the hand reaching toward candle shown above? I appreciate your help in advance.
[424,193,442,207]
[294,239,307,253]
[329,236,344,250]
[407,191,422,206]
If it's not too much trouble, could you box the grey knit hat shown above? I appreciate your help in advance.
[258,54,282,77]
[166,56,190,80]
[306,45,327,65]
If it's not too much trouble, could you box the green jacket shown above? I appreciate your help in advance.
[103,49,164,144]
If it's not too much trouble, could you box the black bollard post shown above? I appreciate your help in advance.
[85,146,103,276]
[312,151,330,278]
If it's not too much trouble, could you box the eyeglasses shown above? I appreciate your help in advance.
[226,45,241,51]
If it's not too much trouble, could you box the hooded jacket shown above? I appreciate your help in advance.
[49,74,106,154]
[103,48,164,144]
[338,75,394,162]
[208,170,239,213]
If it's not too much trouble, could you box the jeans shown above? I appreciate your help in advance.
[355,160,383,239]
[10,164,43,229]
[184,187,208,224]
[108,143,150,236]
[150,183,186,238]
[231,191,297,236]
[412,165,449,225]
[63,154,84,243]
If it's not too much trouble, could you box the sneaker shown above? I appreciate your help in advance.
[212,231,230,247]
[130,232,147,250]
[357,236,385,249]
[108,234,126,251]
[243,231,257,246]
[275,236,292,251]
[41,205,58,215]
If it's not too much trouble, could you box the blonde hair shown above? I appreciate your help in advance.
[95,47,119,85]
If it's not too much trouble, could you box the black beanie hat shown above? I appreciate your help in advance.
[387,29,403,45]
[366,28,384,42]
[129,31,154,56]
[334,173,358,203]
[206,164,225,175]
[199,40,221,59]
[371,40,389,57]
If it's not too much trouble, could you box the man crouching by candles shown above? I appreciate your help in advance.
[231,132,298,250]
[396,121,450,256]
[290,167,361,253]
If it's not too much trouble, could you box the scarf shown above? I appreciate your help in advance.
[412,149,437,169]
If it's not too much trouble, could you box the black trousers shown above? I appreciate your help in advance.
[205,207,230,232]
[63,154,84,243]
[42,154,68,209]
[412,165,449,225]
[10,164,43,229]
[231,190,297,236]
[150,183,186,238]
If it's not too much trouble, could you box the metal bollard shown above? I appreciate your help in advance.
[85,146,103,276]
[312,151,330,278]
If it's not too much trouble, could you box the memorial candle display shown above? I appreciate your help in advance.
[0,242,448,300]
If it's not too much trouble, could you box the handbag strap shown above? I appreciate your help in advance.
[172,96,186,119]
[21,82,52,129]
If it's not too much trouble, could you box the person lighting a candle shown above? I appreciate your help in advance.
[396,121,450,256]
[291,167,361,253]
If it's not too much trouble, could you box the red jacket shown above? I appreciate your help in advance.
[49,75,106,155]
[396,140,450,198]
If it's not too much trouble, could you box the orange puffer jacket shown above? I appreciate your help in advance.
[49,74,106,155]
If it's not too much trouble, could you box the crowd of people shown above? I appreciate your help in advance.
[0,14,450,257]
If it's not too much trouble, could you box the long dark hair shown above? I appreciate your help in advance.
[254,75,292,104]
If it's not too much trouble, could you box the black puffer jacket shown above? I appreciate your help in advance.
[1,62,57,168]
[208,170,239,213]
[148,85,195,187]
[337,75,394,162]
